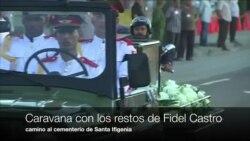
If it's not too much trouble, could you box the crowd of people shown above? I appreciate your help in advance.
[130,0,243,61]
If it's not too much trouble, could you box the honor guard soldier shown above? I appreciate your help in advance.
[0,11,59,72]
[82,4,137,95]
[38,15,98,78]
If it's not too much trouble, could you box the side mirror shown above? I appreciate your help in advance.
[0,21,11,33]
[126,53,150,88]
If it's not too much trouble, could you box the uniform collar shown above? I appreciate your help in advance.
[24,33,46,42]
[65,59,75,66]
[58,52,77,63]
[94,35,105,43]
[62,54,98,68]
[61,53,81,63]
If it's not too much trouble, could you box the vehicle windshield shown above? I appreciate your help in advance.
[0,2,117,99]
[0,11,107,79]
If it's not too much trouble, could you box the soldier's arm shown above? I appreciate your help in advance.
[0,35,16,62]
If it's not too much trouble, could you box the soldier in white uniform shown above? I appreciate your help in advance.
[0,12,59,72]
[82,10,137,95]
[37,15,98,78]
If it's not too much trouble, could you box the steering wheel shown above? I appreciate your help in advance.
[24,48,89,77]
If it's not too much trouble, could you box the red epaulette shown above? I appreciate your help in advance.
[117,37,132,46]
[44,34,56,39]
[79,57,98,68]
[78,38,93,43]
[41,56,57,63]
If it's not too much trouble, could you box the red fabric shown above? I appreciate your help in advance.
[78,38,93,43]
[196,19,201,35]
[209,15,219,33]
[243,12,250,30]
[196,12,250,35]
[52,19,81,27]
[50,15,83,27]
[236,17,242,31]
[117,37,133,45]
[41,56,57,62]
[197,16,219,35]
[41,56,98,68]
[79,57,98,68]
[111,2,124,13]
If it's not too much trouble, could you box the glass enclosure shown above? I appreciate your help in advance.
[0,11,107,79]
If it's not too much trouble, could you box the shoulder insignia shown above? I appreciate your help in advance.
[78,38,93,43]
[116,37,132,46]
[79,57,98,68]
[41,56,57,63]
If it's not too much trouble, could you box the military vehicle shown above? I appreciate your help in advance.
[0,0,167,140]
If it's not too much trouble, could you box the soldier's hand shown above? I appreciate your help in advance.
[161,64,174,73]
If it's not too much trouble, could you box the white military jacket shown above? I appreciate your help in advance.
[41,55,92,78]
[3,34,59,72]
[82,35,137,95]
